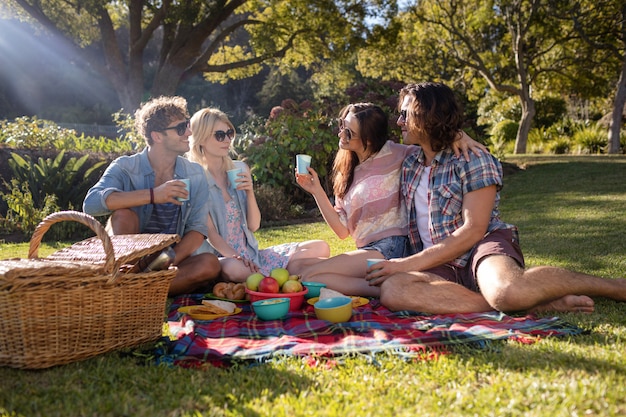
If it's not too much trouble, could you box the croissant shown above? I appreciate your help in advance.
[228,283,246,300]
[213,282,229,298]
[213,282,246,300]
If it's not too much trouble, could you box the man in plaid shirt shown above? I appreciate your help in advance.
[366,82,626,314]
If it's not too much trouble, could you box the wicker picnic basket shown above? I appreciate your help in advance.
[0,210,180,369]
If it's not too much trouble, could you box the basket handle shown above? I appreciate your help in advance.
[28,210,118,275]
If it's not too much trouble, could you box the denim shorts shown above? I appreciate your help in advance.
[359,235,410,260]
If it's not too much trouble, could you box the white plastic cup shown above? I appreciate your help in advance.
[177,178,190,201]
[367,259,383,270]
[296,154,312,174]
[227,168,242,189]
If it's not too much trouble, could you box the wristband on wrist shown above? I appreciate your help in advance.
[149,188,154,205]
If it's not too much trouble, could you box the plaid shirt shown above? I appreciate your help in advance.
[401,147,518,268]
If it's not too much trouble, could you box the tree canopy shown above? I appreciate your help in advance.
[4,0,397,112]
[358,0,625,153]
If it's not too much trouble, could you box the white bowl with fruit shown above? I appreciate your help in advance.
[244,268,308,312]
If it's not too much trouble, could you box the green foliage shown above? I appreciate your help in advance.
[112,110,144,150]
[0,180,60,235]
[477,94,522,129]
[0,116,136,154]
[7,150,106,210]
[254,184,305,225]
[545,137,571,154]
[237,100,337,205]
[490,119,518,142]
[488,119,518,159]
[534,95,567,128]
[572,124,607,154]
[0,116,75,150]
[55,133,135,154]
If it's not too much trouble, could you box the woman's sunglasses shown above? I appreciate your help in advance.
[161,119,190,136]
[337,118,353,141]
[214,128,235,142]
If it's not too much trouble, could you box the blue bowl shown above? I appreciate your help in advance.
[314,296,353,323]
[301,281,327,299]
[252,297,290,321]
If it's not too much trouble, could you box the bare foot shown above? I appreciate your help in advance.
[530,295,594,314]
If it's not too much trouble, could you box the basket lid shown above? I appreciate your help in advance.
[45,233,180,267]
[0,258,104,281]
[26,211,181,273]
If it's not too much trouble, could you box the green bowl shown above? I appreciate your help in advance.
[251,297,290,321]
[301,281,327,299]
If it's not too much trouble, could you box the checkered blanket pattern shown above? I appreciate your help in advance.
[157,294,584,367]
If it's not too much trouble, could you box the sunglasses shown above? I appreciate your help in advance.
[214,128,235,142]
[400,110,408,121]
[161,119,190,136]
[337,118,353,141]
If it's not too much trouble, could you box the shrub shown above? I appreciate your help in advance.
[0,180,60,235]
[490,119,518,142]
[254,184,304,225]
[572,124,607,154]
[7,150,107,210]
[0,116,73,150]
[488,119,518,159]
[534,95,567,128]
[0,116,136,154]
[546,137,571,154]
[237,100,337,206]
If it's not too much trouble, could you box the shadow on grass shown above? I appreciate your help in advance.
[0,352,315,416]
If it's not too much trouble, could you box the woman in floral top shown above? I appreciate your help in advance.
[188,108,330,282]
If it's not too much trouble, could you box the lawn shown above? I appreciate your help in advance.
[1,155,625,417]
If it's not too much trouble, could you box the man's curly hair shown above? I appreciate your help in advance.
[398,82,464,152]
[134,96,189,145]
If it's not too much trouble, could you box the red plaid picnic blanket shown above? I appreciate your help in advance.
[157,294,584,367]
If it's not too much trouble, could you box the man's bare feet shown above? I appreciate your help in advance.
[530,295,595,314]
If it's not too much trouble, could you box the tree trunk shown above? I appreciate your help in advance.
[608,55,626,154]
[514,93,535,154]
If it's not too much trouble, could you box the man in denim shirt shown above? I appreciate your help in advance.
[367,82,626,314]
[83,96,221,295]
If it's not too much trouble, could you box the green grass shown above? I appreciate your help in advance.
[1,155,626,417]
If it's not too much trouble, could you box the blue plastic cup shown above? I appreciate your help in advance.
[227,168,242,189]
[367,258,383,270]
[296,154,312,174]
[177,178,190,201]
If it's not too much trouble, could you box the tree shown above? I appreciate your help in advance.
[359,0,591,154]
[3,0,397,113]
[566,0,626,153]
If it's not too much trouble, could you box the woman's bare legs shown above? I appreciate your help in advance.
[294,249,385,297]
[290,240,331,260]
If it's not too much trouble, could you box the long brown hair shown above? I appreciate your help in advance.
[332,103,389,198]
[398,82,464,152]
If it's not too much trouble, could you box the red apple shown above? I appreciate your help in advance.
[258,277,280,293]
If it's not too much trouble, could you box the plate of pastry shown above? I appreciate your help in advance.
[178,300,242,320]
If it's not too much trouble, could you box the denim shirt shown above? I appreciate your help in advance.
[83,147,210,238]
[201,160,261,261]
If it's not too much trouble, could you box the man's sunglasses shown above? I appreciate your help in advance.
[161,120,190,136]
[337,118,353,141]
[214,128,235,142]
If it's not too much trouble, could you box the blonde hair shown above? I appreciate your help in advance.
[188,108,236,172]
